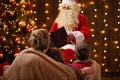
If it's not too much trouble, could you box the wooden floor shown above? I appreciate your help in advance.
[0,76,120,80]
[102,77,120,80]
[101,72,120,80]
[1,72,120,80]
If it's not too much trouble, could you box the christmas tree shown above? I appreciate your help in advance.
[0,0,37,64]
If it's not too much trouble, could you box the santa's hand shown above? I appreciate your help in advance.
[66,33,75,43]
[81,66,95,75]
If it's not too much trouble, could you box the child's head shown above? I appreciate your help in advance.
[75,42,90,61]
[46,47,64,63]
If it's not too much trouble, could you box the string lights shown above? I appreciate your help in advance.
[79,0,120,72]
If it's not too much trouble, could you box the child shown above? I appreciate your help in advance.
[71,42,101,80]
[46,47,64,63]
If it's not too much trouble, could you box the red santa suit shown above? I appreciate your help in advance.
[49,0,91,64]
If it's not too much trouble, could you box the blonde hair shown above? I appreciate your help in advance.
[28,28,50,51]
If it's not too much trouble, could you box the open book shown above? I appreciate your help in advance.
[50,27,68,48]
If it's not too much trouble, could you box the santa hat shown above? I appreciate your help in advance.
[61,0,81,7]
[62,0,79,4]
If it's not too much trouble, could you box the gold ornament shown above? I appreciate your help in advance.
[9,0,15,3]
[30,20,35,26]
[3,24,8,30]
[18,21,26,27]
[15,37,20,42]
[10,11,15,16]
[2,37,6,41]
[29,10,33,14]
[0,54,3,59]
[20,0,26,5]
[21,41,25,44]
[20,8,24,13]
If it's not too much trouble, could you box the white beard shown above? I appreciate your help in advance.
[56,9,79,31]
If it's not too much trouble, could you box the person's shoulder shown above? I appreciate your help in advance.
[19,48,30,54]
[79,14,86,17]
[91,60,101,68]
[79,14,87,17]
[92,60,99,64]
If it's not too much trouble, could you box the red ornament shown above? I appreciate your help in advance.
[26,2,33,10]
[0,8,3,12]
[1,13,6,18]
[26,26,32,32]
[27,2,31,7]
[12,21,16,25]
[12,2,17,6]
[0,36,3,39]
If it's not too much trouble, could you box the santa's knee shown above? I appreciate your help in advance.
[62,49,76,65]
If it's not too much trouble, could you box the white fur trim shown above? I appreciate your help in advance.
[72,31,85,43]
[62,0,76,3]
[61,44,75,51]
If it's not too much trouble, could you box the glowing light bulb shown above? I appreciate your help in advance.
[91,34,95,37]
[117,46,119,49]
[102,63,105,66]
[94,15,97,18]
[117,15,120,18]
[91,22,95,25]
[118,9,120,11]
[105,5,109,9]
[94,54,98,57]
[105,69,109,72]
[89,1,94,5]
[104,50,107,53]
[103,19,106,22]
[43,24,47,27]
[90,28,94,32]
[105,24,108,27]
[58,0,61,3]
[103,56,106,59]
[104,43,108,47]
[104,37,107,40]
[114,41,118,44]
[118,22,120,24]
[46,17,50,20]
[105,12,108,15]
[94,42,98,45]
[45,10,49,14]
[94,9,97,11]
[81,11,84,13]
[114,28,118,32]
[45,3,49,7]
[101,30,105,34]
[82,4,85,8]
[115,59,118,62]
[93,49,96,52]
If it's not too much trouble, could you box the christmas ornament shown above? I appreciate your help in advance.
[0,54,3,59]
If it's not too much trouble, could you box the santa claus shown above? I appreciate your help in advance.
[49,0,91,64]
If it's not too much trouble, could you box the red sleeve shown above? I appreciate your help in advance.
[78,14,91,40]
[49,21,58,33]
